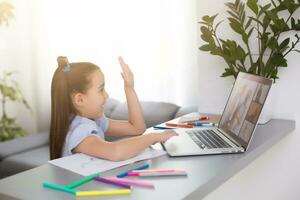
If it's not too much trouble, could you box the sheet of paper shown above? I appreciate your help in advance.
[49,148,166,176]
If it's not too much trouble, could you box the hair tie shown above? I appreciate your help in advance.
[63,66,71,72]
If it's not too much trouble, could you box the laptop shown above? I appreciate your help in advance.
[162,72,272,156]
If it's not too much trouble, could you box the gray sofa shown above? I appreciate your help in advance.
[0,98,196,179]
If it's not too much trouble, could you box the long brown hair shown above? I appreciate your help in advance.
[50,56,99,159]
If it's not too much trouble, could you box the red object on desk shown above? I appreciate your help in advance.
[165,123,193,128]
[199,116,209,120]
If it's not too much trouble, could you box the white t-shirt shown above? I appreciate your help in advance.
[62,115,109,157]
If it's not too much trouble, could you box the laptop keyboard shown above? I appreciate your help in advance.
[187,129,232,149]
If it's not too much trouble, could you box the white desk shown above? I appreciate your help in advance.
[0,114,295,200]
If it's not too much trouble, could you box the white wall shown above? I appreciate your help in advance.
[196,0,300,199]
[33,0,200,131]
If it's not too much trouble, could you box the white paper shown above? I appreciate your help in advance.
[49,148,166,176]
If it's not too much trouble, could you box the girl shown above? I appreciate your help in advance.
[50,56,177,161]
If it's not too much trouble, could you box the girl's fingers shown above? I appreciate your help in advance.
[118,56,125,66]
[118,56,132,73]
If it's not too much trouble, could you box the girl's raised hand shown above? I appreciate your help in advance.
[118,56,134,88]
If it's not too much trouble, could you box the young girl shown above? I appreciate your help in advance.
[50,56,177,161]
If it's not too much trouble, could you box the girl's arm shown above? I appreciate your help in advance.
[106,57,146,137]
[73,131,177,161]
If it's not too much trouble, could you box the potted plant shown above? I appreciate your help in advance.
[199,0,300,82]
[0,2,31,141]
[0,72,31,141]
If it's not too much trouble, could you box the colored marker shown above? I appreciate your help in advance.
[42,182,77,195]
[153,126,176,130]
[66,173,101,189]
[117,163,150,178]
[165,123,193,128]
[188,122,217,126]
[128,171,187,177]
[94,177,131,189]
[199,116,209,120]
[107,177,155,189]
[132,169,184,173]
[76,189,131,197]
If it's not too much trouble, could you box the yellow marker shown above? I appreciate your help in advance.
[76,189,131,197]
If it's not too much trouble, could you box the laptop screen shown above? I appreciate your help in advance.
[218,72,272,149]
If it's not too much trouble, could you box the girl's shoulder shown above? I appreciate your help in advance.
[70,115,109,132]
[69,115,97,132]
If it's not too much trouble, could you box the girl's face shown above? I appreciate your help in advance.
[78,69,108,119]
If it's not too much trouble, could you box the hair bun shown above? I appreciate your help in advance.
[57,56,70,68]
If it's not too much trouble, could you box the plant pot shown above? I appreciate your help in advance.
[257,83,277,124]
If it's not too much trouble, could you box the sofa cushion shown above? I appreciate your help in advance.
[175,105,198,118]
[110,101,180,128]
[0,132,48,160]
[0,146,49,178]
[104,98,120,118]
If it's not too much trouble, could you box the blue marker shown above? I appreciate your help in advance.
[153,126,176,130]
[117,163,150,178]
[188,122,217,126]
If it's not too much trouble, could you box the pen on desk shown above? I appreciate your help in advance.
[107,177,155,189]
[165,123,193,128]
[76,189,131,197]
[94,177,131,189]
[117,163,150,178]
[199,116,209,120]
[65,173,101,189]
[43,182,77,195]
[188,122,217,126]
[153,126,176,130]
[128,171,188,177]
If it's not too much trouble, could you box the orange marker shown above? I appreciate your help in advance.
[165,123,193,128]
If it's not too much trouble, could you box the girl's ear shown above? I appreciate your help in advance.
[72,93,84,107]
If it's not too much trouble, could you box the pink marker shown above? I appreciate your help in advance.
[128,171,187,177]
[132,169,184,173]
[107,177,155,189]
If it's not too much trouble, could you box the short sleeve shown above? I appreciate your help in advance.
[67,123,101,154]
[96,115,110,133]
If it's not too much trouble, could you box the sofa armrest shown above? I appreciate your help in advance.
[0,131,49,160]
[110,101,180,128]
[175,106,198,118]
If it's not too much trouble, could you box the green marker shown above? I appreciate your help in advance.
[43,182,77,195]
[65,172,101,189]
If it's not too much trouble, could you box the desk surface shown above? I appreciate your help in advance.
[0,115,295,200]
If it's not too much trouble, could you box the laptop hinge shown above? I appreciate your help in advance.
[217,129,242,148]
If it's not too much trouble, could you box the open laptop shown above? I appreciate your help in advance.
[162,72,272,156]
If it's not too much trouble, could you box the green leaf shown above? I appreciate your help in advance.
[202,15,211,23]
[245,18,252,30]
[271,52,287,67]
[249,16,264,27]
[279,38,290,50]
[228,18,244,34]
[258,3,271,17]
[247,0,259,15]
[199,44,211,51]
[202,14,218,24]
[283,0,298,14]
[221,67,236,77]
[292,49,300,53]
[227,11,239,20]
[268,37,279,49]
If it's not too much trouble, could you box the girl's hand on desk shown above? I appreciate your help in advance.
[155,131,178,143]
[118,56,134,88]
